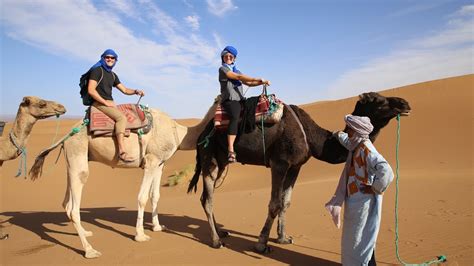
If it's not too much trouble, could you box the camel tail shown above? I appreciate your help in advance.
[187,146,202,194]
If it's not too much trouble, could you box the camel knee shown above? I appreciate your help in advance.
[151,192,160,204]
[137,193,148,209]
[268,201,282,217]
[77,170,89,184]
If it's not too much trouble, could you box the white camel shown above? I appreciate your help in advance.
[29,96,220,258]
[0,96,66,240]
[0,96,66,166]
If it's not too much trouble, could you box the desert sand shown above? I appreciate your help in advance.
[0,75,472,265]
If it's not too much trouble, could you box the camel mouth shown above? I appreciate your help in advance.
[399,112,410,116]
[36,112,64,119]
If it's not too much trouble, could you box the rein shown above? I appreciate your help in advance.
[393,114,446,265]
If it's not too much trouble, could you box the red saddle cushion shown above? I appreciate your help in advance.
[214,95,278,130]
[89,104,148,135]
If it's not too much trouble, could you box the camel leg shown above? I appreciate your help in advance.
[212,165,229,238]
[150,162,165,232]
[135,154,159,242]
[66,155,101,258]
[276,166,300,244]
[200,163,224,248]
[63,166,73,220]
[255,161,289,253]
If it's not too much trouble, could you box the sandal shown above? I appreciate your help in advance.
[228,151,237,163]
[118,152,135,163]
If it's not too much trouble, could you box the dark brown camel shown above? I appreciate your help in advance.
[188,92,411,253]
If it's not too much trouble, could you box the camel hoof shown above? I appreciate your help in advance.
[218,230,229,238]
[152,224,166,232]
[276,236,293,244]
[135,234,151,242]
[85,248,102,259]
[255,243,272,254]
[0,234,9,240]
[211,241,224,249]
[84,231,93,237]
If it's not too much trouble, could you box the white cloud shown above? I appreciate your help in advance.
[185,15,200,31]
[104,0,141,18]
[206,0,237,17]
[325,5,474,100]
[0,0,221,117]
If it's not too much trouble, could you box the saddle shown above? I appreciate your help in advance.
[88,104,152,137]
[214,94,284,131]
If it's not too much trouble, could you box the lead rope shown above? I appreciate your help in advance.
[261,85,268,165]
[394,114,447,265]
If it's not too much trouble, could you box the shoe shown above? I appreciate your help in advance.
[118,152,135,163]
[228,151,237,163]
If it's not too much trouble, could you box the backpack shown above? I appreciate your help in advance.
[79,67,115,106]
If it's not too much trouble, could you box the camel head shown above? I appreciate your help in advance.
[351,92,411,136]
[19,96,67,120]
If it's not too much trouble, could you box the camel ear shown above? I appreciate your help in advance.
[21,97,31,106]
[359,92,374,104]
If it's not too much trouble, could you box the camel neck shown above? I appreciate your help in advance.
[11,107,37,148]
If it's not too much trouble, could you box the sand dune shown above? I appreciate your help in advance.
[1,74,472,265]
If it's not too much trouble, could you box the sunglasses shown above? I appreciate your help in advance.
[104,56,116,60]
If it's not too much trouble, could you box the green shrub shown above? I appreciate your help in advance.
[165,164,195,187]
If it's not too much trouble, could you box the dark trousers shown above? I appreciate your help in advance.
[222,100,242,135]
[368,250,376,266]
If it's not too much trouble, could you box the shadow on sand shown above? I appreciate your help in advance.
[1,207,339,265]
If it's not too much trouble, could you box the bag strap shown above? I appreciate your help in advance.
[97,67,104,87]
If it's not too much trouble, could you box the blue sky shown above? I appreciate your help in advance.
[1,0,472,119]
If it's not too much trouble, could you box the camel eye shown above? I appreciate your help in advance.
[39,101,47,108]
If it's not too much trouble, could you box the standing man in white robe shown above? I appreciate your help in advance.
[325,115,394,266]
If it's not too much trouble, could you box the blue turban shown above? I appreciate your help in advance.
[221,46,238,58]
[91,49,118,72]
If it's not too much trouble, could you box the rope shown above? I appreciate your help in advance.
[41,115,64,175]
[197,128,215,148]
[9,132,27,179]
[15,147,27,179]
[394,114,447,265]
[36,118,90,177]
[51,114,61,145]
[261,85,268,164]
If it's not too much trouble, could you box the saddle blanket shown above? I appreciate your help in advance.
[214,94,283,130]
[89,104,148,136]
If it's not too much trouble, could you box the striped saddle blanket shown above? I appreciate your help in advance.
[89,104,151,136]
[214,94,284,131]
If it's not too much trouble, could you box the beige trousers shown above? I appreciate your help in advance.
[92,102,126,136]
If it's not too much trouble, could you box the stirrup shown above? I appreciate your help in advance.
[227,151,237,163]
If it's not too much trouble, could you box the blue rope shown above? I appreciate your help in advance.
[394,114,447,265]
[51,114,61,145]
[14,147,27,179]
[198,128,215,148]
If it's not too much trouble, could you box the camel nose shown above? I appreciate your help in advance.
[56,104,67,115]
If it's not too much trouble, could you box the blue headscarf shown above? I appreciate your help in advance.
[90,49,118,72]
[221,46,242,86]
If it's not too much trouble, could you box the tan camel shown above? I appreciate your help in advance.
[0,96,66,166]
[0,96,66,240]
[30,96,220,258]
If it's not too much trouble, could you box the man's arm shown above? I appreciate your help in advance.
[116,83,145,96]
